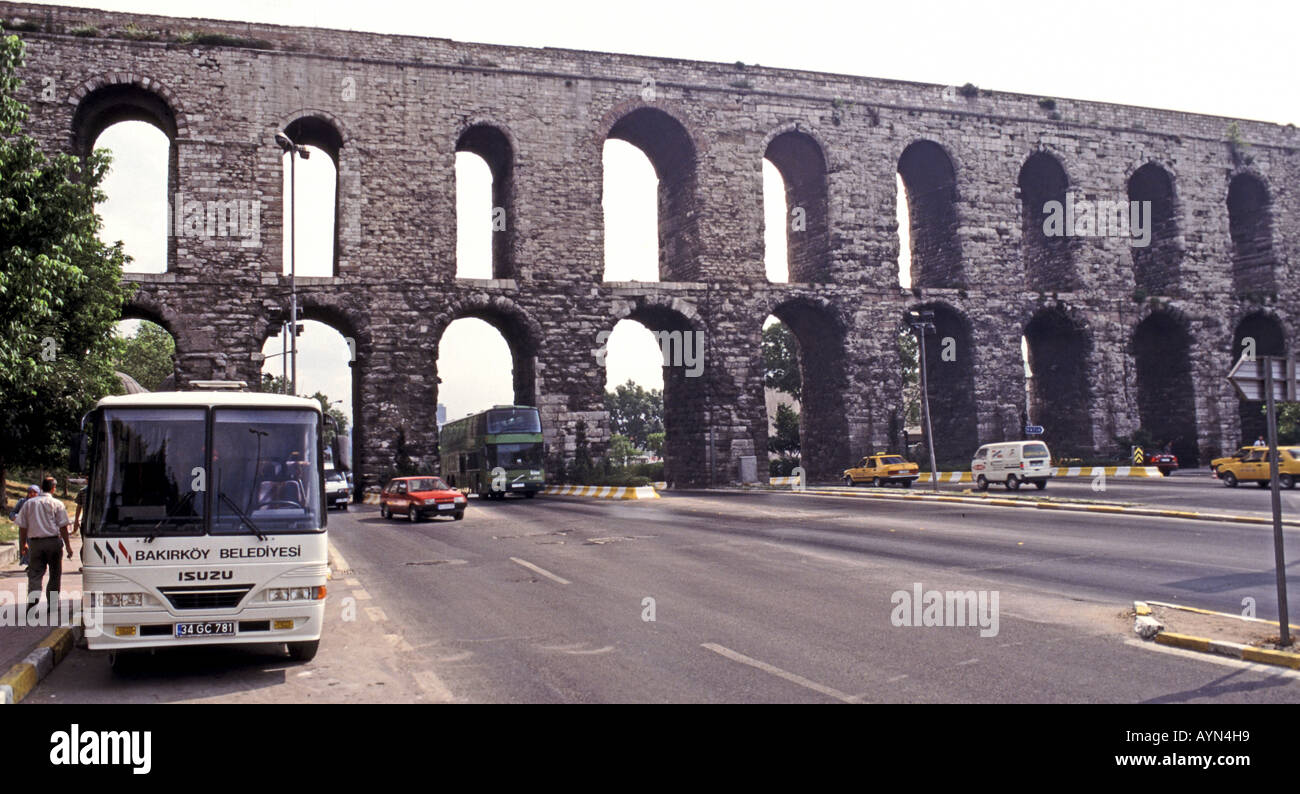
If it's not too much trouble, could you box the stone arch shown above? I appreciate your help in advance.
[903,301,978,464]
[279,113,346,277]
[765,296,850,480]
[1126,161,1181,295]
[455,121,517,279]
[604,296,706,485]
[1021,304,1094,456]
[599,103,701,282]
[763,126,830,283]
[1131,308,1199,466]
[120,299,182,389]
[1227,171,1275,296]
[70,76,185,154]
[1230,310,1286,444]
[1018,149,1078,292]
[260,296,371,489]
[433,295,542,409]
[897,139,962,289]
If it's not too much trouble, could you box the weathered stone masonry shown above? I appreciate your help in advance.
[4,3,1297,487]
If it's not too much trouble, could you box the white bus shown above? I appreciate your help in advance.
[73,387,344,671]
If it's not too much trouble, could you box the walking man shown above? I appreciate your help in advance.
[15,477,74,616]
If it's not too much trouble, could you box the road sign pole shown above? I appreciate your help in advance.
[1263,361,1292,646]
[916,326,939,493]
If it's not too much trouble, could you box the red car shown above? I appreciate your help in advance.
[379,476,467,522]
[1145,452,1178,476]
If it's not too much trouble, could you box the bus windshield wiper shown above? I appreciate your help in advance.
[218,491,268,541]
[145,490,197,543]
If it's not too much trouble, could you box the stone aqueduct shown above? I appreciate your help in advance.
[5,3,1298,488]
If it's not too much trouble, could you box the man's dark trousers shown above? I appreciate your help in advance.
[26,536,64,608]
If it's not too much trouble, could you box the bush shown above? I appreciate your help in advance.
[770,456,801,476]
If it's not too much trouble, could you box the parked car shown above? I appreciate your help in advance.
[1145,451,1179,476]
[1210,446,1263,476]
[324,468,351,510]
[1217,447,1300,489]
[843,453,920,487]
[380,476,467,521]
[972,441,1053,491]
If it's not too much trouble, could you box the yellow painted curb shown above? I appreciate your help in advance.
[543,484,660,500]
[1241,647,1300,669]
[1155,632,1211,652]
[38,626,76,663]
[0,661,38,703]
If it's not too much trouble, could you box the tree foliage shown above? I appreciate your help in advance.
[604,380,663,449]
[762,321,801,399]
[0,31,130,474]
[114,320,174,391]
[899,327,920,426]
[607,433,638,466]
[768,402,801,456]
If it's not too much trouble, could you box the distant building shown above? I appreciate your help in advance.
[437,403,447,428]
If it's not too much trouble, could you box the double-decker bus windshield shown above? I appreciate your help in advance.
[212,408,322,534]
[87,408,207,536]
[486,408,541,434]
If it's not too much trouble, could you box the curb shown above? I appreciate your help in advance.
[0,542,15,566]
[780,484,1300,527]
[1153,632,1300,670]
[0,624,83,705]
[543,484,660,500]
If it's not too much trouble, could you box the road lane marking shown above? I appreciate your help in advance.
[352,589,371,600]
[887,674,908,683]
[365,607,388,622]
[345,578,361,587]
[384,633,413,652]
[510,557,572,585]
[700,643,861,704]
[413,670,456,702]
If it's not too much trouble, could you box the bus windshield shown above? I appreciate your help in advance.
[87,408,207,536]
[486,408,541,434]
[211,408,322,534]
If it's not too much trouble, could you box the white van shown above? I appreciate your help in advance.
[971,441,1053,491]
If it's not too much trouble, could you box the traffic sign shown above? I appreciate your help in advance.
[1024,425,1043,435]
[1131,446,1144,465]
[1227,355,1298,402]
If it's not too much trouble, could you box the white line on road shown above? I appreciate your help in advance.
[700,643,861,704]
[352,589,372,600]
[365,607,388,622]
[510,557,572,585]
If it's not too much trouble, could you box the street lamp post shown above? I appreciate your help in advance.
[274,132,310,396]
[910,310,939,492]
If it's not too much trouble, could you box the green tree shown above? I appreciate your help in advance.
[608,433,638,466]
[0,30,130,499]
[768,402,801,456]
[646,431,666,457]
[604,380,663,448]
[762,321,801,399]
[899,327,920,425]
[571,419,594,483]
[114,320,174,390]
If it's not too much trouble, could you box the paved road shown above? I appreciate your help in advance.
[30,490,1300,703]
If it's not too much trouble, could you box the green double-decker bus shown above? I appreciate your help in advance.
[439,405,545,499]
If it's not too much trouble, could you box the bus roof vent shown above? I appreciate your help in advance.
[189,380,249,391]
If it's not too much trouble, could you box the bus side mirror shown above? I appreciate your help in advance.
[68,433,88,474]
[332,433,352,472]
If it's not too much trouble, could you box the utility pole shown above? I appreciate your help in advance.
[274,131,310,396]
[910,310,939,492]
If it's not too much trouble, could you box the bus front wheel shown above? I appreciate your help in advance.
[287,640,319,662]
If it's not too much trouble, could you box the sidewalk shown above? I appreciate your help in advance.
[0,535,84,676]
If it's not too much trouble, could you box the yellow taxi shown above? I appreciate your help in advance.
[1217,446,1300,489]
[844,453,920,488]
[1210,446,1263,476]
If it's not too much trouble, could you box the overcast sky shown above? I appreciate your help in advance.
[80,0,1299,425]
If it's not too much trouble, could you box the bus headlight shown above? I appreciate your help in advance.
[99,593,144,608]
[266,586,326,602]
